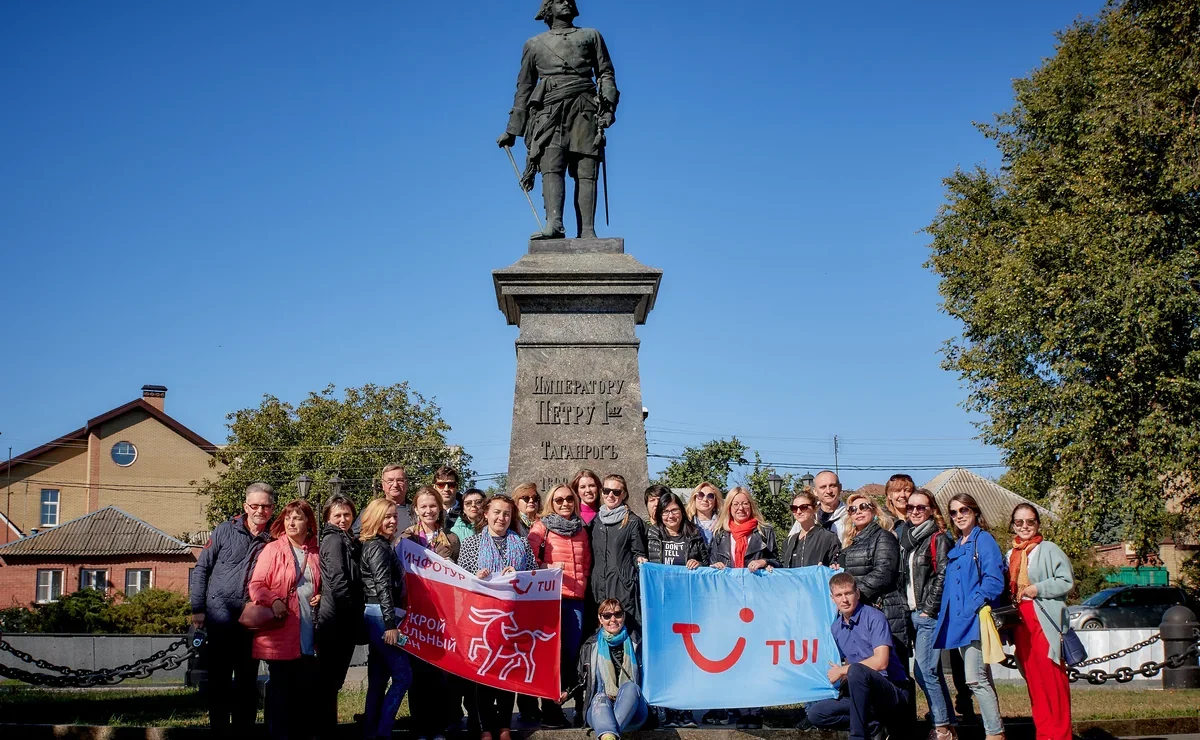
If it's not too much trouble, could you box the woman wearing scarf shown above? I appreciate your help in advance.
[528,484,594,728]
[399,486,463,740]
[578,598,647,740]
[1007,504,1073,740]
[588,474,648,630]
[512,482,542,536]
[898,489,957,740]
[451,488,487,542]
[710,487,779,729]
[458,495,538,740]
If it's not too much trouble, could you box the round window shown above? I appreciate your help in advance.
[111,441,137,467]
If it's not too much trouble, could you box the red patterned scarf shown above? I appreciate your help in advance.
[1009,534,1043,599]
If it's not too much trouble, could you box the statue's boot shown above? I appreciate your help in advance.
[530,173,566,240]
[576,176,598,239]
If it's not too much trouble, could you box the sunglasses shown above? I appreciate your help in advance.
[518,495,539,503]
[463,500,483,508]
[846,502,874,514]
[552,496,573,506]
[602,487,624,496]
[434,481,457,488]
[908,504,930,513]
[949,507,973,518]
[695,492,716,500]
[1012,518,1038,527]
[790,503,814,513]
[599,611,624,621]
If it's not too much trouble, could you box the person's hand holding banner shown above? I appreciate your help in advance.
[397,539,563,700]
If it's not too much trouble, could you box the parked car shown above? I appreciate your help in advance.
[1067,586,1197,630]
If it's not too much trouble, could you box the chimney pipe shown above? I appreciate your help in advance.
[141,384,167,412]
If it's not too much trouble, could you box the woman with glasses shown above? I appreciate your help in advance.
[512,482,542,536]
[685,481,723,546]
[934,493,1007,740]
[837,493,911,685]
[572,469,603,525]
[451,488,487,542]
[527,484,593,728]
[898,489,957,740]
[317,495,364,739]
[1006,504,1073,740]
[710,487,778,729]
[458,494,539,740]
[578,599,647,740]
[400,487,462,740]
[588,474,648,630]
[780,491,841,568]
[359,499,412,740]
[642,491,707,727]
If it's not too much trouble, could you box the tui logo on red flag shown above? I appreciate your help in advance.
[397,539,563,699]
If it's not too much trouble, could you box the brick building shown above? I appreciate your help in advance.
[0,506,199,606]
[0,385,224,545]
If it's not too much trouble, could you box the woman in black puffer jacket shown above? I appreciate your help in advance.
[317,495,365,738]
[837,493,910,660]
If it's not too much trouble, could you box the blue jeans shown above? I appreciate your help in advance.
[587,682,648,739]
[363,604,413,738]
[561,598,585,687]
[960,641,1003,736]
[912,611,956,727]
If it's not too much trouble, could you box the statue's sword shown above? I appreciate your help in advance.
[503,146,542,229]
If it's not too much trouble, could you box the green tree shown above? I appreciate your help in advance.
[742,453,797,533]
[34,590,114,633]
[0,605,41,632]
[925,0,1200,560]
[198,383,472,524]
[107,588,191,634]
[653,438,749,491]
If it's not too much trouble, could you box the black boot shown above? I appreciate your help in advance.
[531,173,566,240]
[575,176,598,239]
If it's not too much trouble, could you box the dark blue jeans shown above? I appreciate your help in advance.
[363,605,413,738]
[806,663,910,740]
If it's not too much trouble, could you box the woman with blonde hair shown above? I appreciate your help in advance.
[588,474,647,630]
[359,499,412,740]
[685,481,723,546]
[512,482,542,536]
[709,487,778,729]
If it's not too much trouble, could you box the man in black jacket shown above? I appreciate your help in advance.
[434,465,462,530]
[189,482,275,737]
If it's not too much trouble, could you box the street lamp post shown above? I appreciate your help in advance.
[296,474,313,500]
[326,473,343,518]
[767,473,784,498]
[800,472,815,491]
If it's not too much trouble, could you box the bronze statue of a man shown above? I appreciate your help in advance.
[497,0,618,240]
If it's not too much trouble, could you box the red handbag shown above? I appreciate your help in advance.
[239,602,282,630]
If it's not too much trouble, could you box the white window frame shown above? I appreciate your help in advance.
[80,568,108,592]
[36,569,63,603]
[124,568,152,596]
[40,489,60,528]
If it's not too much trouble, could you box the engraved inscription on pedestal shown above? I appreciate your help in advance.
[494,238,661,516]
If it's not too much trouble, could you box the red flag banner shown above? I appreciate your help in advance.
[397,539,563,700]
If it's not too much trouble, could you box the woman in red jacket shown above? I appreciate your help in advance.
[528,484,593,728]
[247,499,321,740]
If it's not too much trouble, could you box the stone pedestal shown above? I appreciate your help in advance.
[494,238,662,516]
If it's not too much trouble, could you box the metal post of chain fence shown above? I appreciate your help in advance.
[1160,605,1200,689]
[0,629,207,688]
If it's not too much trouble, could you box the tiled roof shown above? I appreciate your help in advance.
[922,468,1053,527]
[0,507,192,557]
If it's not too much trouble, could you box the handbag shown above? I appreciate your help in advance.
[1034,598,1089,666]
[973,541,1020,630]
[239,542,303,631]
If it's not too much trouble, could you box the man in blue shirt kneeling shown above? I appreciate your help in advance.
[804,571,911,740]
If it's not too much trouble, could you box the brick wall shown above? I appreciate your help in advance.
[0,553,198,609]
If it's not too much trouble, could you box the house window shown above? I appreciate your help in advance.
[36,570,63,603]
[111,441,137,467]
[125,569,152,596]
[40,489,59,527]
[80,568,108,592]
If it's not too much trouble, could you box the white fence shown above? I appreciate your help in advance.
[989,628,1163,681]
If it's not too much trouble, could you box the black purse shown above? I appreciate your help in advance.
[974,544,1020,631]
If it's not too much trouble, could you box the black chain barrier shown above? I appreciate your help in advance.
[0,630,206,688]
[1,628,1198,689]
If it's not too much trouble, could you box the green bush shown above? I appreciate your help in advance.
[0,588,191,634]
[106,589,191,634]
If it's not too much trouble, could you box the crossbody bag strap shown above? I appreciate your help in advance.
[1032,596,1065,635]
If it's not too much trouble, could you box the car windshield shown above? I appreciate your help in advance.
[1082,588,1122,606]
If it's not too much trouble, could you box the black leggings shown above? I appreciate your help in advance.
[473,684,516,733]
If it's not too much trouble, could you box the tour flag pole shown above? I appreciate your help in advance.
[503,145,542,229]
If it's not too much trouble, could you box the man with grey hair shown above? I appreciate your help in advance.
[190,482,275,737]
[354,463,412,539]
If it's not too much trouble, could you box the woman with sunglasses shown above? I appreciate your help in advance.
[934,493,1007,740]
[572,469,603,525]
[837,493,911,683]
[458,494,539,740]
[578,599,647,740]
[898,489,957,740]
[511,482,542,536]
[1006,504,1073,740]
[527,484,594,728]
[710,487,778,729]
[451,488,487,543]
[780,491,841,568]
[685,481,724,546]
[588,474,648,630]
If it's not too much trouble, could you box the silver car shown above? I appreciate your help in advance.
[1067,586,1194,630]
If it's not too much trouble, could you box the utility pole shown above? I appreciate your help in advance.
[833,435,840,476]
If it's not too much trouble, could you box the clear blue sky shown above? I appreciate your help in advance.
[0,1,1099,491]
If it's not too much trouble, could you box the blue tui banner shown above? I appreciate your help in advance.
[640,563,840,709]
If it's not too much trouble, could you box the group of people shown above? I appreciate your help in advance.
[189,466,1076,740]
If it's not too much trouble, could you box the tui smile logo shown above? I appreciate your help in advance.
[672,608,754,673]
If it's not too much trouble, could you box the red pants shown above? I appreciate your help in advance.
[1014,599,1073,740]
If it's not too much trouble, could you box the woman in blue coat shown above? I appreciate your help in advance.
[934,493,1006,740]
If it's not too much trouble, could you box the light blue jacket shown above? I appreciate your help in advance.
[1007,540,1074,663]
[934,526,1006,649]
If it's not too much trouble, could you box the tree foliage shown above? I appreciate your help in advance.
[653,438,748,491]
[198,383,471,525]
[925,0,1200,559]
[0,589,191,634]
[742,453,799,533]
